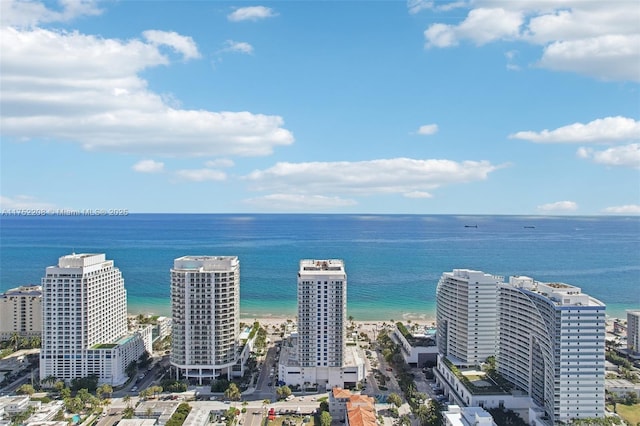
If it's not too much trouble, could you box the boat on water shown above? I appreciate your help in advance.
[524,226,536,229]
[464,225,478,228]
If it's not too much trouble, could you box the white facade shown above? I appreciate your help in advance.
[436,269,502,366]
[280,260,364,389]
[170,256,240,382]
[497,277,606,423]
[442,405,497,426]
[40,253,145,385]
[0,285,42,340]
[297,259,347,368]
[627,310,640,354]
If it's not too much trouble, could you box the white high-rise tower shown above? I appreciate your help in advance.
[498,277,606,422]
[297,259,347,368]
[170,256,240,383]
[436,269,501,365]
[40,253,148,385]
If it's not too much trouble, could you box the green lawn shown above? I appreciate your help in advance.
[614,403,640,425]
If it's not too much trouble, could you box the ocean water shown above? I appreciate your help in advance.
[0,214,638,321]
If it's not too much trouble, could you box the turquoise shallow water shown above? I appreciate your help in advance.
[1,214,638,320]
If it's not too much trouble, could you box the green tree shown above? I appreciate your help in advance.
[224,382,241,401]
[387,393,402,408]
[96,384,113,399]
[320,411,332,426]
[150,385,163,398]
[64,396,83,413]
[396,414,411,426]
[9,332,20,351]
[624,392,638,405]
[123,394,131,407]
[60,386,71,399]
[42,375,57,388]
[126,360,137,378]
[122,406,134,419]
[17,384,35,395]
[276,385,292,400]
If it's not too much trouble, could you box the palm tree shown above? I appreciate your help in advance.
[9,332,20,351]
[224,383,241,401]
[29,336,41,348]
[123,406,134,419]
[42,375,57,388]
[123,394,131,407]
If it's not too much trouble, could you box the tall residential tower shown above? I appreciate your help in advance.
[279,259,364,389]
[297,259,347,368]
[170,256,240,383]
[436,269,501,366]
[498,277,606,422]
[40,254,149,385]
[627,310,640,355]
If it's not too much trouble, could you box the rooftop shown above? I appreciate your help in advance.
[300,259,344,272]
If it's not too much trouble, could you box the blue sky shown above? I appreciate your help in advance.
[1,0,639,215]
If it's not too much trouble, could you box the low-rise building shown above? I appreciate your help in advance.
[392,324,437,367]
[134,401,179,426]
[442,405,496,426]
[118,420,157,426]
[329,388,377,426]
[605,379,640,398]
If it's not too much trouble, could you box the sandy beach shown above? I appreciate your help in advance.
[240,316,437,340]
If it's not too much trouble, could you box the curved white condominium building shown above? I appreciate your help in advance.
[498,277,606,423]
[170,256,240,383]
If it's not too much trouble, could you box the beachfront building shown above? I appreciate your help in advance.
[279,260,364,389]
[436,269,502,366]
[627,310,640,355]
[40,253,149,385]
[434,270,606,424]
[497,277,606,422]
[170,256,241,383]
[0,285,42,340]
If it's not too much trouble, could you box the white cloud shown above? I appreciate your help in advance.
[142,30,201,60]
[227,6,277,22]
[132,159,164,173]
[577,144,640,169]
[205,159,235,168]
[403,191,433,198]
[505,50,521,70]
[244,194,357,211]
[407,0,433,15]
[423,2,640,81]
[0,195,54,210]
[425,8,522,48]
[222,40,254,54]
[537,200,578,213]
[245,157,503,196]
[539,35,640,81]
[417,124,439,135]
[174,169,227,182]
[602,204,640,214]
[0,27,294,157]
[1,0,102,28]
[510,117,640,143]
